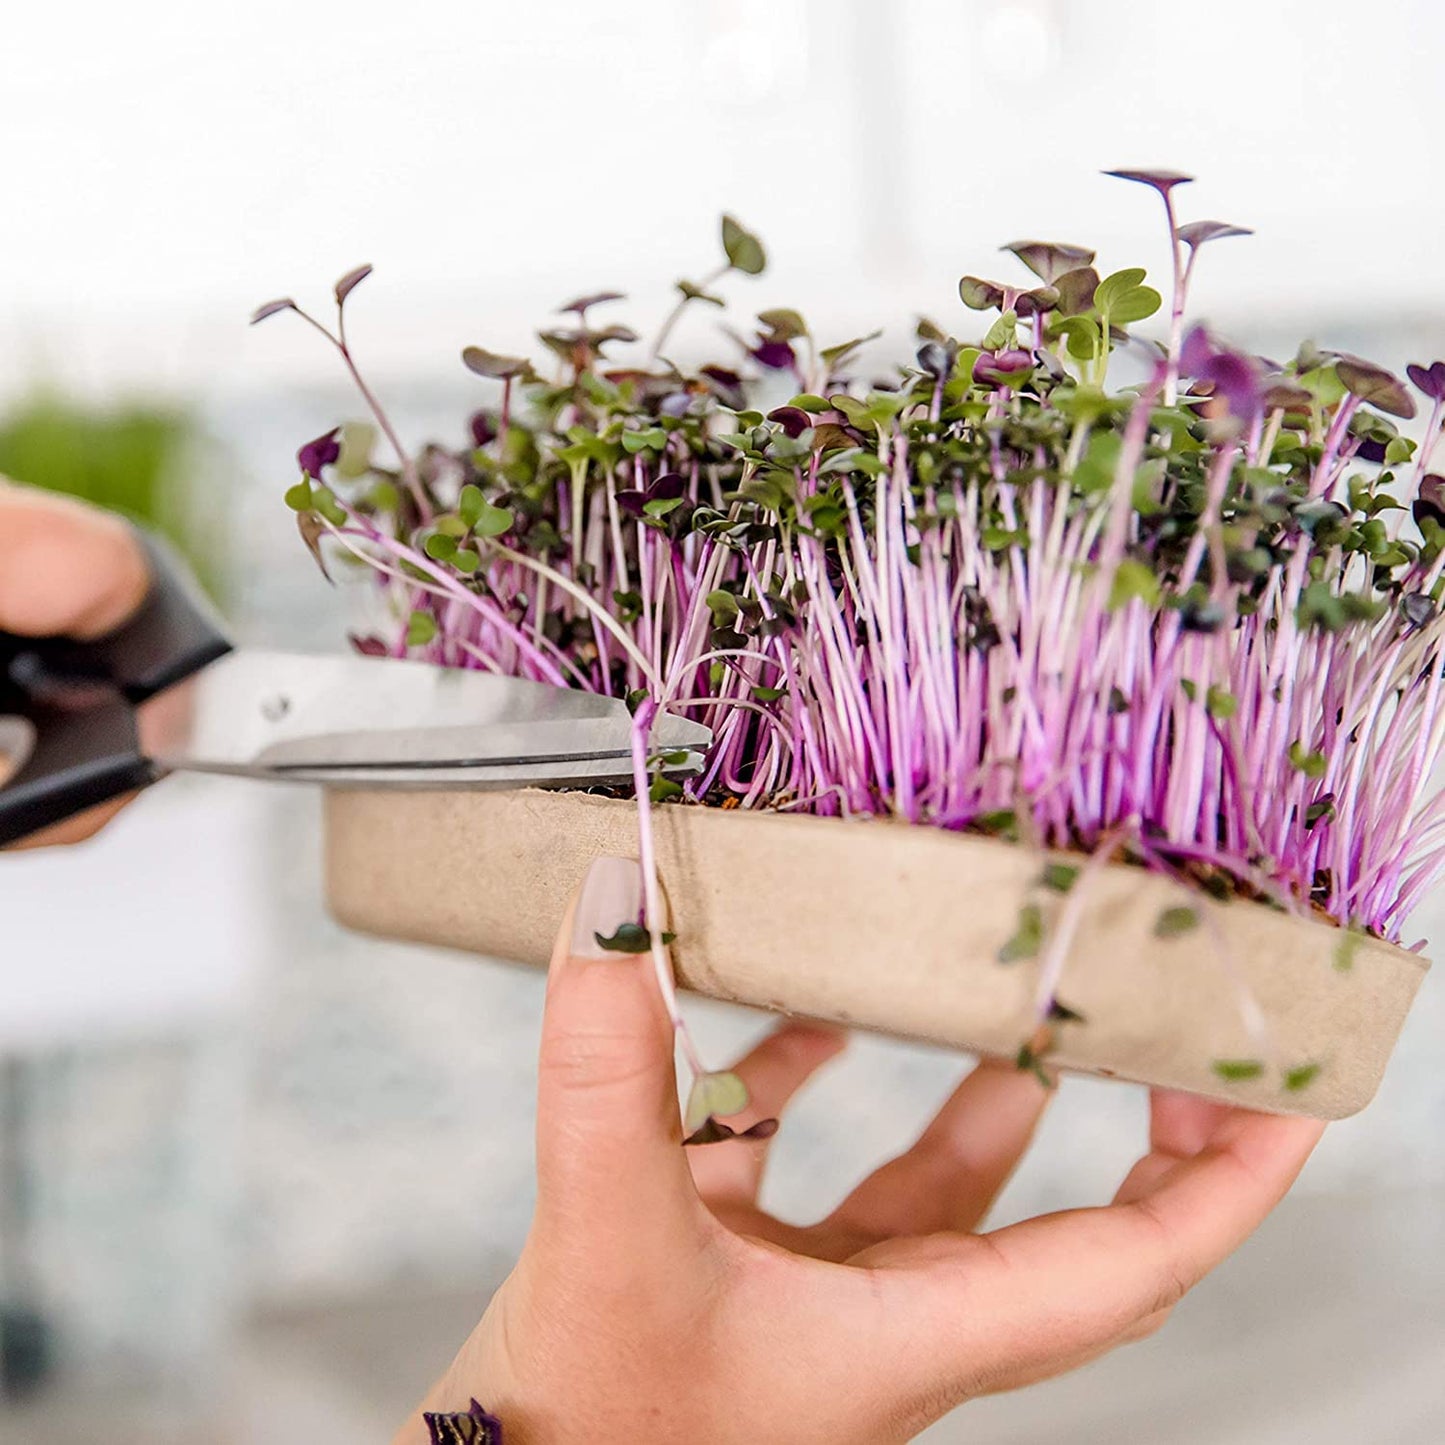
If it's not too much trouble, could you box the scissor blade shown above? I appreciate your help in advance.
[152,649,712,776]
[268,748,708,791]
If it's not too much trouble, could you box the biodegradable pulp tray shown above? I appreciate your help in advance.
[324,787,1430,1119]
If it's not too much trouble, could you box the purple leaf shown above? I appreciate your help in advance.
[751,338,795,371]
[297,427,342,479]
[250,297,297,325]
[1259,376,1314,413]
[1176,220,1254,249]
[333,264,373,307]
[1013,285,1060,318]
[1104,167,1195,194]
[767,404,813,438]
[1179,326,1260,422]
[699,365,746,409]
[959,275,1006,311]
[1336,355,1417,420]
[296,511,333,583]
[423,1398,503,1444]
[462,345,532,380]
[683,1116,779,1147]
[1414,474,1445,528]
[1002,239,1095,284]
[1053,266,1099,316]
[1406,361,1445,402]
[558,290,625,316]
[348,633,390,656]
[649,473,687,501]
[915,340,959,380]
[468,410,498,448]
[972,349,1035,385]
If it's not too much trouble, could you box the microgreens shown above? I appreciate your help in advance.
[260,176,1445,1108]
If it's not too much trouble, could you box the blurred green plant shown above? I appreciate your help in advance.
[0,393,221,596]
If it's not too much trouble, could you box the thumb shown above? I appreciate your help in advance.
[531,855,706,1269]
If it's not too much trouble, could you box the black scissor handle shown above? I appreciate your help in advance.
[0,529,232,846]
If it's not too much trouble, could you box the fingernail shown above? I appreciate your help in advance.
[570,856,644,958]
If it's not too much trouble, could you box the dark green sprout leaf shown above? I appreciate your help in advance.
[1334,929,1363,972]
[677,279,726,307]
[975,809,1019,840]
[1211,1058,1265,1082]
[333,420,376,479]
[1108,285,1162,325]
[1206,685,1237,720]
[1284,1062,1322,1092]
[1288,740,1328,779]
[819,331,883,369]
[788,393,830,413]
[1041,861,1080,892]
[405,610,438,647]
[622,427,668,454]
[998,901,1045,963]
[1015,1042,1056,1088]
[1003,239,1095,285]
[311,487,346,527]
[283,479,314,512]
[470,500,515,538]
[452,548,480,574]
[334,264,373,307]
[721,215,767,275]
[757,307,808,341]
[706,589,741,621]
[650,776,684,803]
[424,531,457,561]
[1108,559,1162,611]
[593,921,676,955]
[684,1070,750,1131]
[1055,314,1101,363]
[1154,905,1199,938]
[1093,268,1148,313]
[462,345,533,380]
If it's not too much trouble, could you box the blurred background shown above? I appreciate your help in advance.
[2,2,1443,1440]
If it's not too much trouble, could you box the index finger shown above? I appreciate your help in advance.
[0,480,149,638]
[888,1107,1323,1398]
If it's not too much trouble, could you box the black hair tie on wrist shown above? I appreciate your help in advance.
[423,1399,503,1443]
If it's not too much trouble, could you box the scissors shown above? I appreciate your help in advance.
[0,532,711,847]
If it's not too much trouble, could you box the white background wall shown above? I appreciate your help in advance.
[3,0,1443,400]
